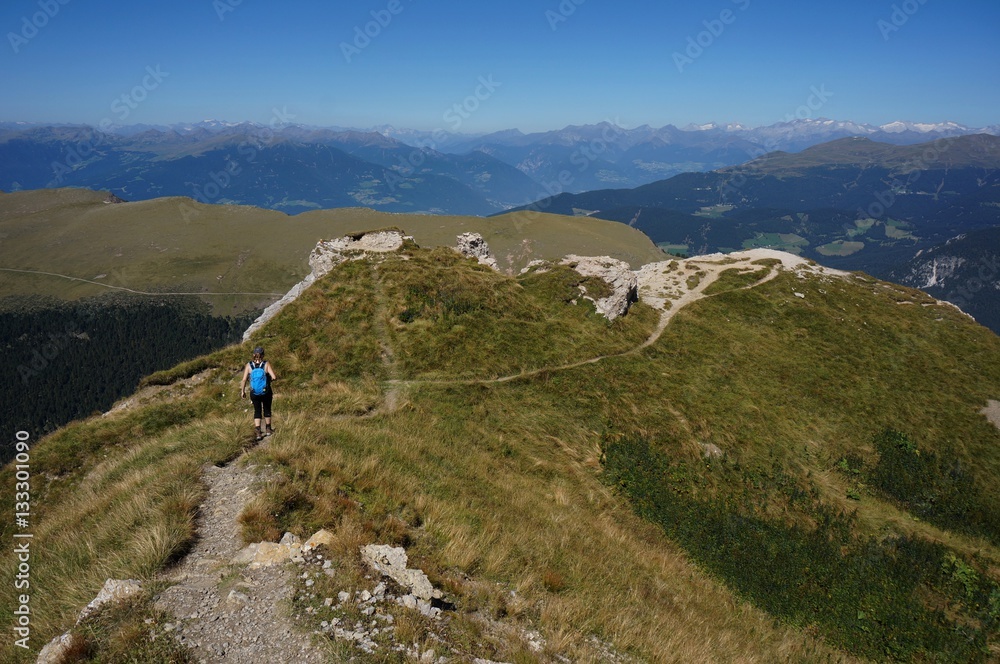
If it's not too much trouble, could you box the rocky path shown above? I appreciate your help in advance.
[154,456,331,664]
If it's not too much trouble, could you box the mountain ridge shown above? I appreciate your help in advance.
[3,118,997,215]
[4,232,1000,662]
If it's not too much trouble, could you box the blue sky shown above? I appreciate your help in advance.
[2,0,998,133]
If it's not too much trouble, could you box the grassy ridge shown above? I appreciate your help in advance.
[4,245,1000,661]
[0,189,666,315]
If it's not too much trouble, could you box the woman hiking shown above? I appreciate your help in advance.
[240,346,277,442]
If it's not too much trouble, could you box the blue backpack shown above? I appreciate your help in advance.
[248,361,268,395]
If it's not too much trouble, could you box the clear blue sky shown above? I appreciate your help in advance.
[1,0,998,133]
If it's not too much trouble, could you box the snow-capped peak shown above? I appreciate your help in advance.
[879,120,970,134]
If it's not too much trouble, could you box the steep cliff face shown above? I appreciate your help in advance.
[890,229,1000,332]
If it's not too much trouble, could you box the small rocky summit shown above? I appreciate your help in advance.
[244,229,407,340]
[455,232,499,269]
[103,191,127,204]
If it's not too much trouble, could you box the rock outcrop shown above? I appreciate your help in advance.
[243,230,407,340]
[560,255,638,321]
[37,579,143,663]
[361,544,442,602]
[455,232,498,270]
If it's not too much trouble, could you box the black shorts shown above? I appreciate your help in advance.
[250,391,272,419]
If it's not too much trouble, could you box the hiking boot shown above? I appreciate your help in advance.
[265,425,274,437]
[254,428,264,442]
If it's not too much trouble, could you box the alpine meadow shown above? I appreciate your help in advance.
[4,0,1000,662]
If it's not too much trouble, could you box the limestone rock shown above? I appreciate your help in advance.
[78,579,143,623]
[232,543,260,565]
[36,633,74,664]
[519,259,551,275]
[249,541,297,568]
[455,232,498,270]
[304,528,336,551]
[361,544,442,600]
[38,579,142,664]
[560,255,638,320]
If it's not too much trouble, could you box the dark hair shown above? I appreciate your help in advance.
[252,346,264,360]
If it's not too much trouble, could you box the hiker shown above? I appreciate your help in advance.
[240,346,277,441]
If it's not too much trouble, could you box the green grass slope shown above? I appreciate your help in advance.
[3,242,1000,662]
[0,189,665,315]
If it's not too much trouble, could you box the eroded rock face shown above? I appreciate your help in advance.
[455,233,498,270]
[560,255,638,321]
[243,230,407,340]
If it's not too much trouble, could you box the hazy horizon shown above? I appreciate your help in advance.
[2,0,998,133]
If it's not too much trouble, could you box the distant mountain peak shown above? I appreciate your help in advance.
[879,120,971,134]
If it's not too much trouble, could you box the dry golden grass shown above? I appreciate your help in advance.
[6,245,1000,661]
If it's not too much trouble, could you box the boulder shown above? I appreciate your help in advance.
[77,579,143,623]
[455,233,498,270]
[304,528,336,551]
[38,579,143,664]
[560,255,638,320]
[361,544,442,601]
[36,633,74,664]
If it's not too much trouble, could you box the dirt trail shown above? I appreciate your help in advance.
[390,249,835,389]
[147,250,843,662]
[154,454,331,663]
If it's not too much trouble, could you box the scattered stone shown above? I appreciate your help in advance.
[250,541,296,568]
[304,529,336,551]
[36,633,74,664]
[225,589,251,608]
[361,544,442,601]
[701,443,724,459]
[232,543,260,565]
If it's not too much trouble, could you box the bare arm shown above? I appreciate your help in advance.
[240,363,249,398]
[267,362,277,382]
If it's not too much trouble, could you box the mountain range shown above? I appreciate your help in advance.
[509,134,1000,279]
[2,118,998,215]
